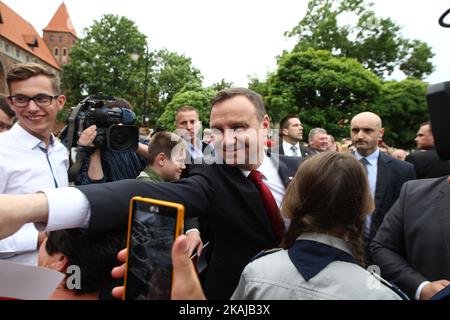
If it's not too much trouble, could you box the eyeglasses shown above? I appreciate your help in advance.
[8,94,59,108]
[0,121,13,130]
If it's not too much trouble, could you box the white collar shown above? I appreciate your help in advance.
[9,123,55,150]
[282,140,300,150]
[240,154,276,179]
[355,148,379,167]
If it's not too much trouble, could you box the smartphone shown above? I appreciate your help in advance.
[123,196,184,300]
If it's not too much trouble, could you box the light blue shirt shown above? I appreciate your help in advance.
[189,139,204,164]
[355,149,379,238]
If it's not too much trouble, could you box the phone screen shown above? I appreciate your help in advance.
[124,197,184,300]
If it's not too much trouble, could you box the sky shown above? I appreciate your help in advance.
[3,0,450,87]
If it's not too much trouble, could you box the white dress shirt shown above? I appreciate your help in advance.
[282,140,302,157]
[0,124,69,265]
[354,149,379,239]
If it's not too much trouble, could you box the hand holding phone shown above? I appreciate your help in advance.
[123,197,184,300]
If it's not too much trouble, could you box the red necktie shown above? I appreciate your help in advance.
[248,170,285,243]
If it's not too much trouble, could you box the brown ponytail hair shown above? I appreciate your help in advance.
[281,152,373,266]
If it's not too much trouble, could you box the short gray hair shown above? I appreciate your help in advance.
[308,128,327,142]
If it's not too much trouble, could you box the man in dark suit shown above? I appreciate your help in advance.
[405,121,450,179]
[350,112,416,244]
[370,176,450,299]
[0,88,302,300]
[277,115,312,157]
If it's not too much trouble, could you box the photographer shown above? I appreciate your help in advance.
[74,98,149,185]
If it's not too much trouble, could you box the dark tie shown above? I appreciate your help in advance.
[248,170,285,243]
[290,145,298,156]
[360,158,369,174]
[359,157,372,239]
[39,147,59,188]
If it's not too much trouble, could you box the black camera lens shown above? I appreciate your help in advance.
[107,125,138,152]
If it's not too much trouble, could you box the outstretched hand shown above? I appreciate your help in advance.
[0,194,48,240]
[0,196,25,239]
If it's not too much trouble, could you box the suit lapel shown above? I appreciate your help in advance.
[436,179,450,253]
[375,153,391,209]
[300,146,311,157]
[276,156,294,187]
[220,164,275,240]
[278,144,285,155]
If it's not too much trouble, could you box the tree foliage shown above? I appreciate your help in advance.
[158,84,216,132]
[61,14,147,120]
[210,79,234,91]
[147,49,203,122]
[371,78,428,149]
[266,49,381,138]
[286,0,434,79]
[61,15,203,125]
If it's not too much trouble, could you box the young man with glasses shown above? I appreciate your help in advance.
[0,63,69,265]
[0,95,15,133]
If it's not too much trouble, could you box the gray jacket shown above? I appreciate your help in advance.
[231,233,403,300]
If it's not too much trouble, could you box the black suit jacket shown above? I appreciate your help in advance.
[370,176,450,298]
[369,153,416,239]
[405,149,450,179]
[77,154,302,299]
[277,142,313,157]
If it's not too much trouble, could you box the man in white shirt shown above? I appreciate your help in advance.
[0,63,68,265]
[277,115,312,157]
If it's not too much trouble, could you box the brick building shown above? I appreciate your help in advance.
[0,1,77,94]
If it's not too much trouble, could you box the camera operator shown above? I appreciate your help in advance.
[74,98,149,185]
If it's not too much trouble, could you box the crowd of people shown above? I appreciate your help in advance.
[0,62,449,300]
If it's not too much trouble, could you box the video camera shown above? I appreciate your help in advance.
[63,94,139,153]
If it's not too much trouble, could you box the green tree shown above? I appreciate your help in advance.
[60,15,204,125]
[371,78,428,149]
[158,84,216,132]
[266,49,381,138]
[148,49,203,122]
[61,14,147,121]
[286,0,434,79]
[211,79,234,91]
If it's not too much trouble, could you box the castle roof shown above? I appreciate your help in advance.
[43,2,78,38]
[0,1,61,70]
